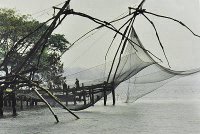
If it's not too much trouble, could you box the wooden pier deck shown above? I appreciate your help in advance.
[14,82,115,111]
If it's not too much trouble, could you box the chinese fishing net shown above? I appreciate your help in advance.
[63,27,200,111]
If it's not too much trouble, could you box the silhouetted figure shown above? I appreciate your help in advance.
[63,81,67,90]
[75,78,80,89]
[49,81,53,94]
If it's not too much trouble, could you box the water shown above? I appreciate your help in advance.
[0,99,200,134]
[1,75,200,134]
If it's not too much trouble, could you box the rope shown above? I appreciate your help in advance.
[64,30,108,73]
[142,13,171,68]
[31,1,66,16]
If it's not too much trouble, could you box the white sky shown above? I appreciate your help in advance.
[1,0,200,70]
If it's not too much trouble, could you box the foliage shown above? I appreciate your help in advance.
[0,8,69,88]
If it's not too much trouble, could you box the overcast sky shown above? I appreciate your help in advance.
[1,0,200,71]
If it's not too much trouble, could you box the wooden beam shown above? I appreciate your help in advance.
[18,75,80,120]
[103,82,107,106]
[32,88,59,123]
[0,90,3,116]
[111,83,115,106]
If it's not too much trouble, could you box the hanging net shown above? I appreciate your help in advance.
[62,26,200,111]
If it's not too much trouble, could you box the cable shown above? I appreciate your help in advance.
[64,30,108,72]
[31,1,65,16]
[142,13,171,68]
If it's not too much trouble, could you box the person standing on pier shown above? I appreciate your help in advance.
[75,78,80,89]
[63,80,67,95]
[63,81,67,90]
[73,78,80,105]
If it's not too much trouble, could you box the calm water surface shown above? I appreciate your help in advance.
[1,99,200,134]
[1,75,200,134]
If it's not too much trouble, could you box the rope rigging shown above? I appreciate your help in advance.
[60,0,200,111]
[1,0,200,121]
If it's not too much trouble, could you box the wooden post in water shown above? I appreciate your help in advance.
[8,97,11,107]
[66,86,69,106]
[34,99,38,106]
[92,89,94,106]
[4,98,7,107]
[103,81,107,106]
[82,84,86,105]
[11,92,17,116]
[30,98,34,107]
[20,96,23,110]
[89,86,94,106]
[32,88,59,122]
[0,90,3,116]
[26,97,29,107]
[19,75,80,120]
[89,88,92,105]
[111,82,115,106]
[73,89,76,105]
[63,82,68,105]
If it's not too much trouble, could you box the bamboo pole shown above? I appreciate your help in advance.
[32,88,59,122]
[18,75,79,120]
[103,82,107,106]
[35,84,79,119]
[0,90,3,116]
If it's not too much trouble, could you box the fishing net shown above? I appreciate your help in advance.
[62,27,200,111]
[115,28,200,102]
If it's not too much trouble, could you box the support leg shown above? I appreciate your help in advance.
[18,75,79,120]
[83,90,86,105]
[37,86,79,119]
[65,90,68,106]
[4,99,7,107]
[11,92,17,116]
[103,89,107,106]
[32,88,59,123]
[0,90,3,116]
[112,88,115,106]
[103,82,107,106]
[91,89,94,106]
[20,96,23,110]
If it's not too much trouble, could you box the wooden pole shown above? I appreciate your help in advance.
[26,97,29,107]
[73,90,76,105]
[36,85,79,119]
[65,86,69,106]
[8,98,11,107]
[18,75,79,120]
[0,90,3,116]
[11,92,17,116]
[111,83,115,106]
[89,88,94,106]
[89,89,92,105]
[30,98,34,107]
[35,100,38,106]
[4,98,7,107]
[91,89,94,106]
[13,0,71,74]
[32,88,59,123]
[83,90,86,105]
[103,82,107,106]
[82,84,86,105]
[20,96,23,110]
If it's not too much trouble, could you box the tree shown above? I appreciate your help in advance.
[38,34,69,89]
[0,8,69,89]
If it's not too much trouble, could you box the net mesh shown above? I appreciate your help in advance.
[62,28,200,110]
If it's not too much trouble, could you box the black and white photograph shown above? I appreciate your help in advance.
[1,0,200,134]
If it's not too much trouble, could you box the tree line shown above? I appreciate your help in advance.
[0,8,69,90]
